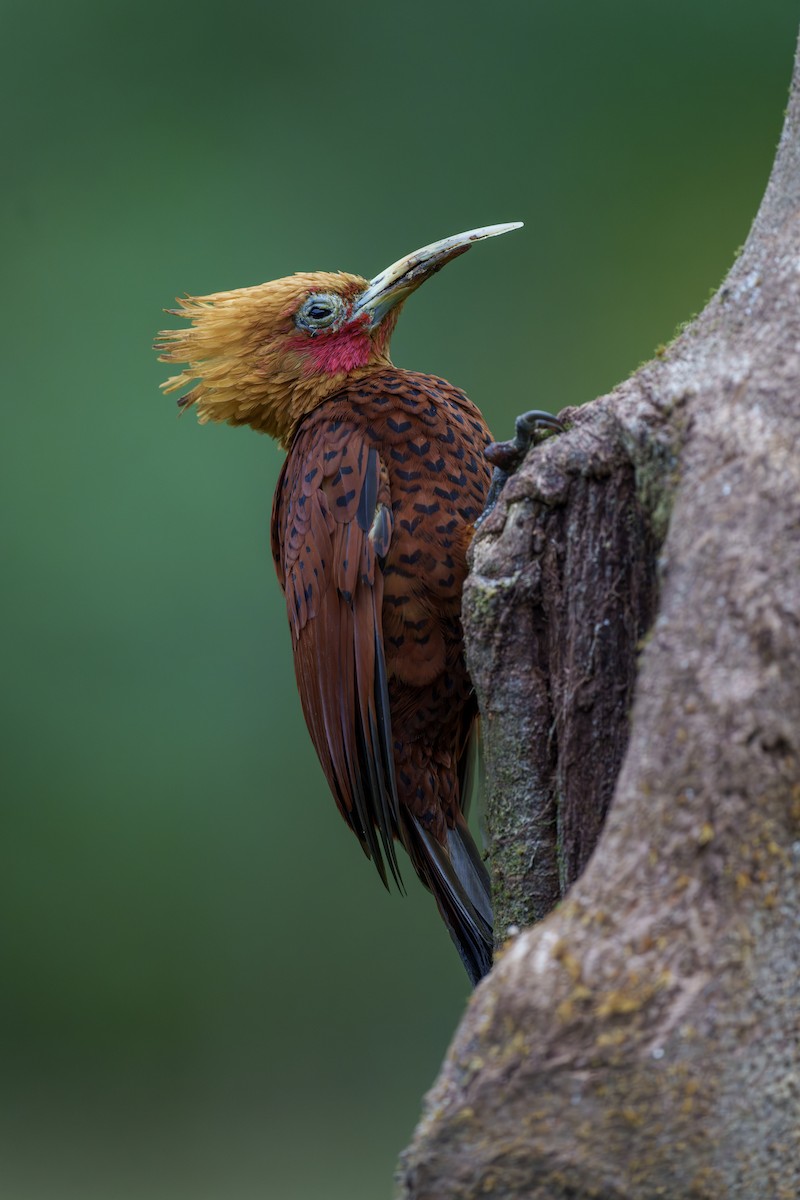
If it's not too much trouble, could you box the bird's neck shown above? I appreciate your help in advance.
[279,357,393,447]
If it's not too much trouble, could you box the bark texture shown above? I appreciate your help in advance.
[398,30,800,1200]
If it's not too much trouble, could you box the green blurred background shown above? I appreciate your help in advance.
[1,1,795,1196]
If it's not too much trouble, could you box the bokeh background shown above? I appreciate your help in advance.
[2,2,796,1197]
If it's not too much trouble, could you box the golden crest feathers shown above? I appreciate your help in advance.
[155,272,368,442]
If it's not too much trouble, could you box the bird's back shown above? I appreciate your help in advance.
[271,368,494,981]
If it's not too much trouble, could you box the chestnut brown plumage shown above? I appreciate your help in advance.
[156,224,522,983]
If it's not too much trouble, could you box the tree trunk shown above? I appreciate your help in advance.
[398,28,800,1200]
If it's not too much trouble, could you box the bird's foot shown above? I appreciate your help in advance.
[478,410,564,524]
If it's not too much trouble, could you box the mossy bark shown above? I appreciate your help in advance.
[398,27,800,1200]
[468,437,663,941]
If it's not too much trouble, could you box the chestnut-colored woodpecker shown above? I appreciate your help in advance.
[156,224,560,983]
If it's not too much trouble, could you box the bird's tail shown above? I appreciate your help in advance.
[402,811,493,985]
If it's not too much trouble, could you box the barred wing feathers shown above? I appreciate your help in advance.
[271,416,402,889]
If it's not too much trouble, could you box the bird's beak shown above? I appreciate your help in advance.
[352,222,523,328]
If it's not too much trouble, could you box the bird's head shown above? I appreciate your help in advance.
[156,223,521,446]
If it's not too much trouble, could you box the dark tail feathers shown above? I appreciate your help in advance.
[403,812,493,985]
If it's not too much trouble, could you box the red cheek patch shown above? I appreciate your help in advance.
[288,324,372,377]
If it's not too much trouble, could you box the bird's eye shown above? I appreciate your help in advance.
[295,292,346,332]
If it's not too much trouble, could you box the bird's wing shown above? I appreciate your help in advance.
[271,417,402,889]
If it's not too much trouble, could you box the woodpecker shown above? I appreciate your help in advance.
[156,224,559,982]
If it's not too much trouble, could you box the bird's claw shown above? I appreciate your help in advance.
[478,409,564,525]
[514,408,564,440]
[485,409,564,471]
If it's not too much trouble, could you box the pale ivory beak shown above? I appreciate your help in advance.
[352,222,523,327]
